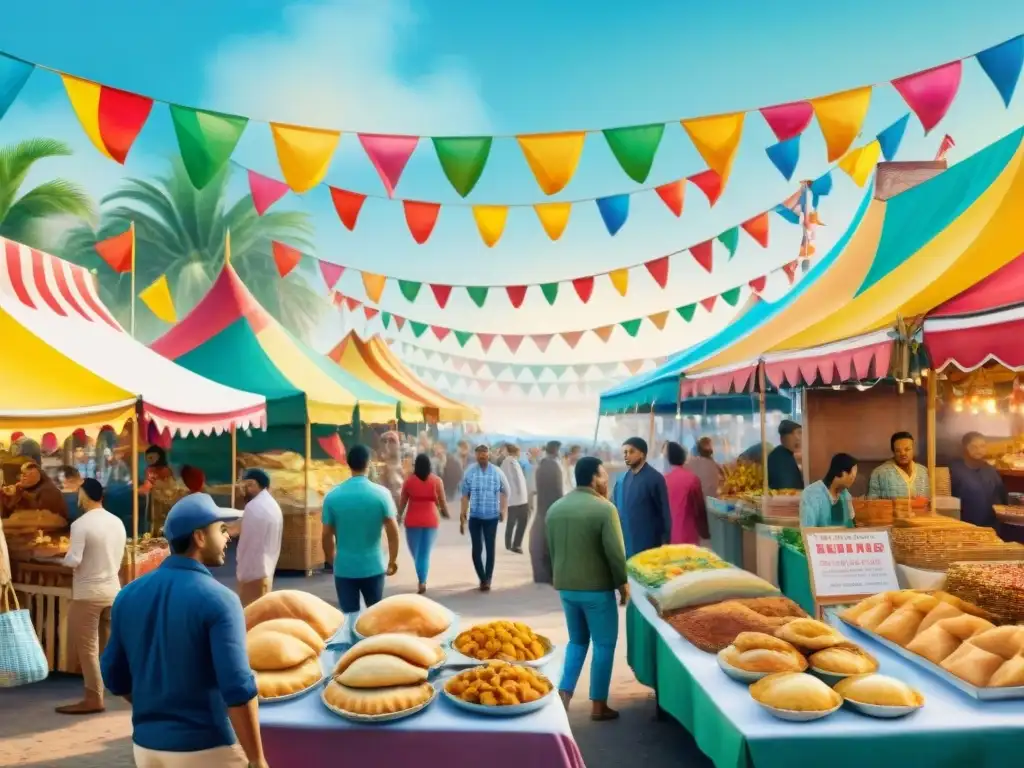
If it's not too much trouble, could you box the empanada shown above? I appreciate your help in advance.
[808,644,878,675]
[354,594,451,638]
[989,655,1024,688]
[248,618,325,654]
[904,624,962,665]
[247,629,317,671]
[875,605,926,647]
[255,657,322,699]
[333,633,441,676]
[336,653,429,688]
[916,601,963,633]
[323,680,434,716]
[774,619,845,651]
[940,643,1006,687]
[834,674,923,707]
[854,601,896,632]
[721,646,807,674]
[966,626,1024,659]
[244,590,344,640]
[732,632,799,655]
[749,672,841,712]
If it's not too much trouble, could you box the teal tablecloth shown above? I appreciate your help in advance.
[626,581,1024,768]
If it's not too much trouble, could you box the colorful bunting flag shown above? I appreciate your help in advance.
[61,74,153,164]
[466,286,489,308]
[431,325,449,341]
[687,169,723,206]
[593,326,615,343]
[655,180,685,217]
[169,105,248,190]
[721,286,742,306]
[782,260,799,284]
[329,187,367,230]
[0,54,34,122]
[505,285,527,308]
[602,123,665,183]
[681,112,745,179]
[478,333,495,352]
[759,101,814,142]
[648,311,670,330]
[976,35,1024,107]
[410,321,427,338]
[741,213,770,248]
[620,318,642,337]
[608,269,629,297]
[139,275,176,323]
[248,170,290,215]
[765,135,800,180]
[596,194,629,235]
[891,61,962,134]
[503,335,524,353]
[94,227,134,273]
[399,280,422,302]
[403,201,441,244]
[644,256,670,288]
[533,202,572,241]
[271,241,302,277]
[811,87,872,161]
[430,284,453,309]
[838,140,882,187]
[472,205,509,247]
[432,136,492,197]
[532,334,553,352]
[540,283,559,305]
[270,122,340,192]
[624,359,644,375]
[572,277,594,303]
[876,114,910,162]
[364,306,379,321]
[361,272,387,303]
[748,275,767,293]
[454,330,473,347]
[358,134,419,197]
[717,227,740,259]
[690,241,714,273]
[319,260,344,290]
[676,303,695,322]
[699,295,717,313]
[517,131,586,195]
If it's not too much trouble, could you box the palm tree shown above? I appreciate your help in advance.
[0,138,95,249]
[60,158,329,344]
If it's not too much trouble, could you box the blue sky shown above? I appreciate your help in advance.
[0,0,1022,398]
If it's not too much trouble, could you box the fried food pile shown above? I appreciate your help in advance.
[445,661,552,707]
[453,621,547,662]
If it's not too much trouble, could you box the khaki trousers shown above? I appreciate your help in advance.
[67,598,112,697]
[238,577,272,607]
[133,744,246,767]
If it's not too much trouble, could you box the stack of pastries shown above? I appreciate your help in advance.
[323,634,442,718]
[749,672,841,714]
[355,594,452,639]
[719,632,809,675]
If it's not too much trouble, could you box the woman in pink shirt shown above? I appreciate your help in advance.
[398,454,449,594]
[663,442,709,544]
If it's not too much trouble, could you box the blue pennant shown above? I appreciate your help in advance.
[809,171,833,208]
[976,35,1024,107]
[765,135,800,181]
[876,114,910,162]
[0,54,34,122]
[595,194,630,236]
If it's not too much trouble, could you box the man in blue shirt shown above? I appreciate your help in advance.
[101,494,267,768]
[322,444,400,613]
[460,444,509,592]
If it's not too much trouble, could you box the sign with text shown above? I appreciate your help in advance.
[801,527,899,607]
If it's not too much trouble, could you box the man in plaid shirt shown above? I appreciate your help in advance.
[460,445,509,592]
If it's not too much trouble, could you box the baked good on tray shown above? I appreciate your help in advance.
[336,654,429,688]
[354,594,451,638]
[332,633,441,676]
[774,618,846,652]
[719,632,807,674]
[255,657,322,699]
[834,674,923,707]
[323,679,434,716]
[808,644,878,676]
[248,617,326,655]
[244,590,344,639]
[664,596,808,653]
[453,620,548,662]
[749,672,841,712]
[247,629,319,671]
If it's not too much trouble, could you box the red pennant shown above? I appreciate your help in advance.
[782,261,799,284]
[759,101,814,142]
[452,358,465,372]
[572,276,594,303]
[506,285,528,308]
[532,334,553,352]
[344,296,361,311]
[477,333,495,352]
[271,241,303,277]
[503,335,524,353]
[94,229,134,273]
[430,284,452,308]
[403,201,441,244]
[248,169,290,215]
[329,187,367,231]
[688,169,723,206]
[560,330,584,349]
[644,256,670,288]
[431,325,450,341]
[741,212,770,248]
[891,61,963,134]
[393,315,406,330]
[654,180,685,217]
[319,260,344,290]
[363,306,379,321]
[689,240,714,273]
[748,275,767,293]
[331,292,344,307]
[700,295,717,313]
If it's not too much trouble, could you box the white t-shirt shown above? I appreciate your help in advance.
[236,489,284,582]
[63,507,127,601]
[500,457,529,507]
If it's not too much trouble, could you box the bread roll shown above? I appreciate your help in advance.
[834,674,922,707]
[337,654,430,688]
[323,680,434,716]
[749,672,841,712]
[732,632,799,655]
[255,657,323,699]
[247,629,317,671]
[774,619,845,651]
[249,618,325,654]
[354,594,450,638]
[332,634,439,676]
[808,645,878,675]
[721,646,807,674]
[244,590,344,639]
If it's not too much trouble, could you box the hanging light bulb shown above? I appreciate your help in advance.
[986,398,998,414]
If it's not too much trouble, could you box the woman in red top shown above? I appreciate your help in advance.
[399,453,449,594]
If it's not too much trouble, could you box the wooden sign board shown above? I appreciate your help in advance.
[801,527,899,618]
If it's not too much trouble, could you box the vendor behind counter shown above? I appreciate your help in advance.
[1,460,68,521]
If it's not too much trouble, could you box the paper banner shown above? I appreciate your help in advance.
[561,331,584,348]
[455,330,473,347]
[741,213,770,248]
[410,321,427,338]
[608,269,629,297]
[248,170,290,215]
[94,228,134,273]
[505,285,527,308]
[688,170,723,206]
[478,334,495,352]
[361,272,387,304]
[620,318,642,337]
[271,241,302,277]
[432,136,492,197]
[170,105,248,189]
[472,205,509,247]
[540,283,559,305]
[759,101,813,142]
[517,131,586,195]
[380,312,392,329]
[690,240,714,273]
[319,260,344,290]
[464,286,488,308]
[838,140,882,187]
[603,123,665,183]
[811,87,872,161]
[0,54,34,121]
[721,286,742,306]
[503,335,524,353]
[532,334,553,352]
[432,326,449,342]
[644,256,669,288]
[891,60,962,134]
[403,201,441,244]
[394,316,407,331]
[699,295,717,313]
[139,275,177,323]
[596,194,629,236]
[270,122,340,192]
[876,114,910,162]
[655,181,685,217]
[358,134,419,197]
[748,275,767,293]
[533,202,572,241]
[976,35,1024,107]
[593,326,614,343]
[430,284,453,309]
[329,187,367,230]
[677,304,696,322]
[765,135,800,180]
[399,280,422,302]
[61,74,153,164]
[364,307,379,321]
[572,276,594,303]
[717,226,740,258]
[648,311,669,330]
[681,112,745,178]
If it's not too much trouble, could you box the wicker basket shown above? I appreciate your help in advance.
[276,501,325,574]
[892,526,1024,569]
[945,561,1024,623]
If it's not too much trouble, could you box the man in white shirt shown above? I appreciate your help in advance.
[56,478,126,715]
[236,469,283,607]
[501,444,530,554]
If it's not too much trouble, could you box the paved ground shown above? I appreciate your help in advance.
[0,518,710,767]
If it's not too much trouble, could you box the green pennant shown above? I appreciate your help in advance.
[490,363,508,377]
[381,311,392,329]
[466,286,489,308]
[454,330,474,347]
[540,283,559,305]
[410,321,427,338]
[676,303,696,322]
[432,136,493,197]
[721,286,742,306]
[537,382,552,395]
[549,365,567,378]
[528,365,546,379]
[169,104,248,190]
[717,226,740,259]
[602,123,666,184]
[620,318,643,337]
[399,280,422,302]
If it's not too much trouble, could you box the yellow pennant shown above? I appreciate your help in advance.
[61,74,113,161]
[139,275,177,324]
[811,87,872,162]
[838,139,882,187]
[609,269,629,297]
[361,272,387,304]
[681,112,745,179]
[516,132,586,195]
[471,205,509,247]
[533,202,572,241]
[270,122,341,192]
[648,310,670,330]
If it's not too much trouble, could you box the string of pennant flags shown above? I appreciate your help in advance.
[0,36,1016,211]
[409,367,611,399]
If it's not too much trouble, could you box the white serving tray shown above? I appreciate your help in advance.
[441,632,556,669]
[258,675,324,704]
[321,682,437,723]
[441,683,554,717]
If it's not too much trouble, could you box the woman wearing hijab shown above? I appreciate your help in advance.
[399,454,449,594]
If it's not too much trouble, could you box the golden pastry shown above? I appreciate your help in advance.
[247,629,317,672]
[749,672,841,712]
[966,625,1024,659]
[248,618,326,654]
[354,594,451,638]
[323,680,434,716]
[444,661,553,706]
[940,643,1006,687]
[332,634,440,676]
[336,654,430,689]
[720,632,807,674]
[874,605,928,647]
[988,655,1024,688]
[808,644,878,676]
[244,590,344,640]
[834,674,923,707]
[774,619,845,651]
[905,622,964,665]
[255,657,322,699]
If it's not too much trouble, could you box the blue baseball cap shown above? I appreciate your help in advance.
[163,493,241,541]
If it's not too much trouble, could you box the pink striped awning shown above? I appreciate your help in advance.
[679,365,757,398]
[764,334,892,388]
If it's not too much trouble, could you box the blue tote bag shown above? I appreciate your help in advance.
[0,583,49,687]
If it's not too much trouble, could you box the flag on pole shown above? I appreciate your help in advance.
[94,226,134,273]
[139,274,177,324]
[935,134,955,162]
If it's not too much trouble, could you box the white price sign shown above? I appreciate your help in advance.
[801,527,899,607]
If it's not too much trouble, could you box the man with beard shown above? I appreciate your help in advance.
[530,440,564,584]
[102,494,266,768]
[1,460,68,520]
[612,437,671,558]
[235,469,283,608]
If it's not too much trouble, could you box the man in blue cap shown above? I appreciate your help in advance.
[101,494,267,768]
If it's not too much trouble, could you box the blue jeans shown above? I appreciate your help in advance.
[334,574,385,614]
[405,526,438,584]
[558,590,618,701]
[468,517,498,584]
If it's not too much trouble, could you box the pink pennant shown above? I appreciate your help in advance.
[699,295,717,313]
[477,333,495,352]
[532,334,553,352]
[891,60,963,134]
[759,101,813,142]
[248,169,290,215]
[359,134,420,197]
[782,261,799,284]
[364,306,379,321]
[318,259,345,290]
[503,335,524,353]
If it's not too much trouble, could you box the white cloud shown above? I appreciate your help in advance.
[202,0,492,136]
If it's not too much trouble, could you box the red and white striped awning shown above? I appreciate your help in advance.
[926,304,1024,372]
[763,330,892,388]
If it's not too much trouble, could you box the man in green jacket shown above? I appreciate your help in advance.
[547,456,628,722]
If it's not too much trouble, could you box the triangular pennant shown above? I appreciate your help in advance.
[689,240,714,273]
[765,135,800,181]
[533,202,572,241]
[782,261,799,284]
[318,260,344,290]
[599,362,620,376]
[549,365,567,379]
[556,383,570,398]
[748,275,767,293]
[976,35,1024,108]
[648,311,670,330]
[505,285,527,308]
[271,241,303,277]
[364,306,379,321]
[619,319,642,337]
[593,325,615,342]
[720,286,742,306]
[432,136,492,197]
[681,112,745,178]
[431,325,450,342]
[621,359,642,375]
[329,187,367,231]
[608,269,629,297]
[644,256,669,288]
[138,274,177,324]
[838,140,882,187]
[471,205,509,247]
[381,311,392,329]
[810,172,834,206]
[717,227,740,259]
[358,134,419,197]
[269,122,341,192]
[774,203,801,225]
[602,123,665,183]
[393,316,406,331]
[454,330,473,347]
[94,228,134,273]
[361,272,387,303]
[0,54,34,123]
[595,194,630,236]
[466,286,489,308]
[572,363,590,377]
[403,201,441,244]
[891,61,962,134]
[699,295,717,313]
[430,284,453,309]
[498,382,511,394]
[532,334,554,352]
[876,114,910,162]
[410,321,428,338]
[759,101,814,142]
[540,283,559,305]
[741,213,770,248]
[61,75,153,164]
[169,104,248,190]
[572,276,594,303]
[398,280,422,302]
[490,363,508,377]
[687,169,723,206]
[537,382,552,396]
[561,330,584,349]
[676,303,696,322]
[503,335,524,353]
[477,333,495,352]
[810,87,872,161]
[248,169,290,215]
[469,360,485,376]
[654,180,685,217]
[516,131,586,195]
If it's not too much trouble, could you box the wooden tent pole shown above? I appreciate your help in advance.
[759,363,769,497]
[130,408,139,581]
[230,424,237,509]
[927,370,937,511]
[801,388,811,487]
